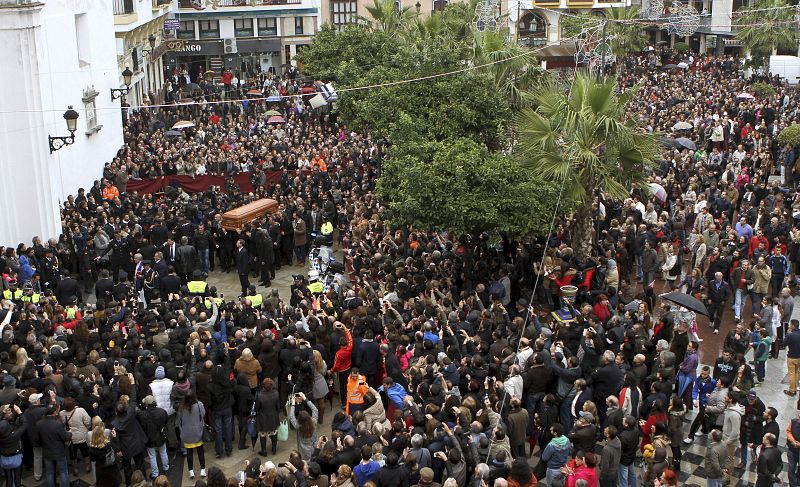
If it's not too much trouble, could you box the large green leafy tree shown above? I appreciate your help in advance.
[736,0,798,67]
[378,138,566,237]
[298,3,559,237]
[361,0,416,33]
[515,74,659,259]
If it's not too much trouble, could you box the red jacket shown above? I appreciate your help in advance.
[330,328,353,373]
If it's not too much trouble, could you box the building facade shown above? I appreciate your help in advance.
[113,0,174,107]
[163,0,320,84]
[0,0,125,246]
[319,0,512,32]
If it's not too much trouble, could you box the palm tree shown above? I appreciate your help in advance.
[604,6,646,61]
[362,0,415,33]
[736,0,797,67]
[472,29,545,109]
[515,74,659,260]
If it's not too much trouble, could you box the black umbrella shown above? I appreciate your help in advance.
[659,291,708,316]
[660,137,681,149]
[675,137,697,150]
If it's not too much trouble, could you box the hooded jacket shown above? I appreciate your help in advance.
[541,435,572,470]
[722,403,744,443]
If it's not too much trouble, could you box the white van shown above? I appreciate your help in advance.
[769,55,800,86]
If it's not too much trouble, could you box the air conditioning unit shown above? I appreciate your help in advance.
[223,38,237,54]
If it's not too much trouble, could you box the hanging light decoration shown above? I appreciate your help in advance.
[667,1,700,37]
[474,0,500,32]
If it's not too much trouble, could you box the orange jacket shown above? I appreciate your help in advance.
[346,374,369,414]
[102,185,120,200]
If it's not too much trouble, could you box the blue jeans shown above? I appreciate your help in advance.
[147,444,169,477]
[213,408,233,455]
[755,361,766,381]
[546,468,564,486]
[707,479,723,487]
[789,447,799,487]
[734,288,747,319]
[618,463,637,487]
[199,249,210,274]
[44,456,69,487]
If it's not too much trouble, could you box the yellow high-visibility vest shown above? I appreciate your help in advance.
[309,281,324,294]
[187,281,208,295]
[2,289,22,300]
[248,293,263,308]
[21,293,40,303]
[321,221,333,235]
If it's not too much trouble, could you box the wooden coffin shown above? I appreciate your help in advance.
[221,198,279,231]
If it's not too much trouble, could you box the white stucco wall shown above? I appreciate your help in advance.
[0,0,124,246]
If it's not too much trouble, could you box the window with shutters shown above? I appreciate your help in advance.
[257,17,278,36]
[331,0,357,31]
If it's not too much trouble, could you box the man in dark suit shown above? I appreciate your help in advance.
[161,237,178,271]
[235,239,250,296]
[159,266,181,301]
[153,251,168,278]
[95,269,114,304]
[355,330,381,387]
[55,270,81,305]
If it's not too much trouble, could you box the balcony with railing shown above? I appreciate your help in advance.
[176,0,302,9]
[153,0,172,8]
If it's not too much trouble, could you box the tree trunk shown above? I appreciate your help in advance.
[571,204,594,262]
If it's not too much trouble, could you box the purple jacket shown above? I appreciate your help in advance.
[679,350,698,378]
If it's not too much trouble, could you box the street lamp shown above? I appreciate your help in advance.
[48,106,79,154]
[144,34,158,56]
[111,66,133,100]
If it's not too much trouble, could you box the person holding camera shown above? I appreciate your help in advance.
[288,392,318,460]
[0,404,26,487]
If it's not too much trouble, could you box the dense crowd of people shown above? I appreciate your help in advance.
[0,48,799,487]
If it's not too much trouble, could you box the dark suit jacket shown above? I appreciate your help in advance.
[235,248,250,275]
[355,339,381,375]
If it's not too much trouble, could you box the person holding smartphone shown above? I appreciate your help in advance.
[288,392,318,460]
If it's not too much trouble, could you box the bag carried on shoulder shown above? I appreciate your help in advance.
[104,445,117,467]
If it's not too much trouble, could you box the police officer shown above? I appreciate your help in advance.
[142,260,160,304]
[186,270,209,298]
[204,286,224,309]
[244,285,263,309]
[320,220,334,246]
[2,281,22,302]
[308,270,324,296]
[20,283,41,304]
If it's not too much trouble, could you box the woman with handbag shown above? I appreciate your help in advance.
[255,377,281,457]
[233,373,255,450]
[88,423,120,487]
[177,392,207,479]
[60,397,92,477]
[0,404,27,487]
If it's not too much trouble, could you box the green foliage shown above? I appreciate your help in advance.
[673,42,690,52]
[298,1,554,237]
[377,138,567,237]
[515,74,659,257]
[604,7,647,59]
[778,124,800,147]
[751,82,775,99]
[337,69,510,146]
[294,25,402,83]
[736,0,797,66]
[361,0,416,33]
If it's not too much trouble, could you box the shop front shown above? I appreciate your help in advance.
[164,38,283,83]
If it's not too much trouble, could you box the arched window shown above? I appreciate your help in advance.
[518,11,547,46]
